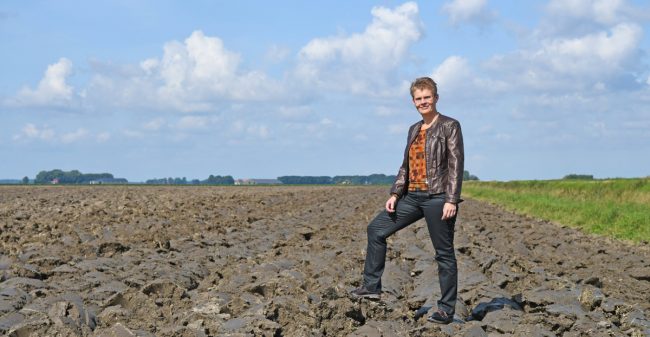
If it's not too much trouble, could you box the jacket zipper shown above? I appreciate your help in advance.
[424,126,431,191]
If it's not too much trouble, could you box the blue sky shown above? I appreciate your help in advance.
[1,0,649,181]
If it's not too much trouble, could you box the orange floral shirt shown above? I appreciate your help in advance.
[408,128,428,191]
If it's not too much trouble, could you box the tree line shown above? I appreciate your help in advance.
[464,171,479,181]
[145,175,235,185]
[278,171,479,184]
[34,170,127,184]
[23,170,480,185]
[563,174,593,180]
[277,174,396,185]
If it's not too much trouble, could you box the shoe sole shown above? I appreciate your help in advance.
[427,317,453,324]
[350,293,381,300]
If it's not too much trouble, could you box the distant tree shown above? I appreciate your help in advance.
[332,174,395,185]
[463,170,479,181]
[563,174,593,180]
[203,175,235,185]
[278,175,396,185]
[146,177,190,184]
[22,176,29,184]
[34,169,122,184]
[277,176,333,184]
[367,174,396,184]
[35,169,62,183]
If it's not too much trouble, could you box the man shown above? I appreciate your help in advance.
[350,77,464,325]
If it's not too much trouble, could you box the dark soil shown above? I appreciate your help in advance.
[0,185,648,336]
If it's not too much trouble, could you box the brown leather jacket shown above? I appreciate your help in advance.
[389,114,464,204]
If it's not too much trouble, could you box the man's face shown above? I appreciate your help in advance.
[412,88,437,116]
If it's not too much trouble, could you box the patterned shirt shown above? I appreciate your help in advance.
[408,128,428,191]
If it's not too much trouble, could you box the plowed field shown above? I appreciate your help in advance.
[0,186,648,336]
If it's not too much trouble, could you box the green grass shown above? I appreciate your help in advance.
[463,178,650,244]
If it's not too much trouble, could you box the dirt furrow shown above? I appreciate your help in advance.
[0,186,648,336]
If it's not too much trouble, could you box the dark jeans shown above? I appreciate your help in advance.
[362,191,458,314]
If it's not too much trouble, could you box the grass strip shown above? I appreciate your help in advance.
[463,178,650,244]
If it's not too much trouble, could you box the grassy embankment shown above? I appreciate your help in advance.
[463,178,650,244]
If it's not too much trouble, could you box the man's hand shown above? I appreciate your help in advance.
[385,195,398,213]
[442,202,457,220]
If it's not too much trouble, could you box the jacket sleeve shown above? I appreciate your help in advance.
[445,121,464,204]
[390,166,407,198]
[389,126,413,198]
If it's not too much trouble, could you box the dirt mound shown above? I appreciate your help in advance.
[0,186,648,336]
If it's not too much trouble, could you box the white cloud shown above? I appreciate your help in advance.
[265,45,291,62]
[122,129,144,139]
[231,120,245,133]
[541,23,642,76]
[143,118,166,131]
[427,1,649,156]
[96,132,111,142]
[295,2,422,96]
[437,0,647,104]
[432,56,472,92]
[431,56,508,99]
[176,116,210,130]
[12,124,103,144]
[278,105,312,118]
[8,58,74,107]
[140,58,159,75]
[85,30,283,113]
[587,121,609,137]
[6,4,423,113]
[622,120,650,130]
[61,128,89,144]
[547,0,626,26]
[247,124,269,138]
[479,22,643,94]
[13,123,55,141]
[495,133,512,141]
[230,121,269,139]
[540,0,650,38]
[152,30,283,107]
[354,134,368,141]
[158,31,240,96]
[442,0,495,25]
